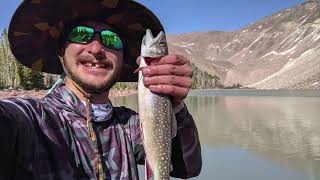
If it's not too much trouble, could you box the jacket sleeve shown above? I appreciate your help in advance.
[170,104,202,178]
[131,104,202,178]
[0,100,19,179]
[0,99,37,179]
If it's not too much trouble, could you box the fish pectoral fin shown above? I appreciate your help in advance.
[134,66,145,74]
[171,111,177,138]
[145,158,153,180]
[140,123,144,142]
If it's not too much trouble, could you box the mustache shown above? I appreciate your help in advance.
[78,54,111,64]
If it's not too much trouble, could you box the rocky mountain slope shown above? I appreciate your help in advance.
[167,0,320,89]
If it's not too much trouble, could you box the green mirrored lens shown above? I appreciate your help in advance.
[68,26,94,43]
[101,30,123,49]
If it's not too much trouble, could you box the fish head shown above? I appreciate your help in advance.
[141,29,168,59]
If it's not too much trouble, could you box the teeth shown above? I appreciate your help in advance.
[85,63,92,67]
[84,63,106,68]
[96,64,106,68]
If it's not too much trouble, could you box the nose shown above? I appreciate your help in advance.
[87,35,105,57]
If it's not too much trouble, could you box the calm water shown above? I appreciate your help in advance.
[111,90,320,180]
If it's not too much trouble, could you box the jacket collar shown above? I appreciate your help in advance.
[47,85,115,122]
[47,85,89,118]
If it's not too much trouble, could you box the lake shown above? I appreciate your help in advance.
[111,89,320,180]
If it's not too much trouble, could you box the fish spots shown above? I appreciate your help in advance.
[139,79,175,179]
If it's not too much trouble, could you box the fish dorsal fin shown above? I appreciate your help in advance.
[141,29,168,58]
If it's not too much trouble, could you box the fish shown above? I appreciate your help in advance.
[138,29,177,180]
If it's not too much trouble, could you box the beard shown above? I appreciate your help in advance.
[62,56,122,94]
[67,69,119,94]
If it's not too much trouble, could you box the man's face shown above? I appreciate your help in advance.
[62,21,124,94]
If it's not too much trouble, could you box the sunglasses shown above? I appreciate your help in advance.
[67,26,124,50]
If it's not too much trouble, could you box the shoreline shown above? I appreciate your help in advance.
[0,89,137,99]
[1,88,319,99]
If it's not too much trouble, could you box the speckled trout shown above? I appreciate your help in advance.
[138,29,177,180]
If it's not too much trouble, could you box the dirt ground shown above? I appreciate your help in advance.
[0,89,137,99]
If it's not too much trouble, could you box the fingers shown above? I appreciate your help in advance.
[141,64,193,77]
[144,75,192,88]
[157,54,190,66]
[137,54,193,105]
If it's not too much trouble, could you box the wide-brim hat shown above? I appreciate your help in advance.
[8,0,164,82]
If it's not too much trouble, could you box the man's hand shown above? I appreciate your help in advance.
[136,54,193,108]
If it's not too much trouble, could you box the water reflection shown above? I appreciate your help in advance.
[111,93,320,180]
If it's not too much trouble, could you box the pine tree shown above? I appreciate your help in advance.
[191,63,223,89]
[0,29,22,89]
[0,29,46,90]
[18,65,45,90]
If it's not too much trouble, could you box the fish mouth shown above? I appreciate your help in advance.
[144,57,161,66]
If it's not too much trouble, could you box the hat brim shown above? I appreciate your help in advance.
[8,0,164,82]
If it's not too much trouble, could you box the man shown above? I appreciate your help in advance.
[0,0,202,179]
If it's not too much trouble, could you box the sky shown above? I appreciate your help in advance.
[1,0,306,35]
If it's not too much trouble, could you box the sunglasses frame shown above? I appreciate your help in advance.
[67,25,125,50]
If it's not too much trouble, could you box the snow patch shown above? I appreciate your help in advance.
[180,43,195,48]
[248,33,265,49]
[261,51,280,58]
[299,15,306,21]
[280,15,311,45]
[251,49,316,87]
[228,48,247,60]
[224,42,231,49]
[185,49,192,55]
[227,27,272,61]
[207,44,220,50]
[294,37,301,42]
[300,48,314,57]
[310,5,317,10]
[273,33,280,38]
[304,27,320,41]
[279,45,297,55]
[313,34,320,42]
[282,49,314,69]
[206,56,215,61]
[234,39,240,43]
